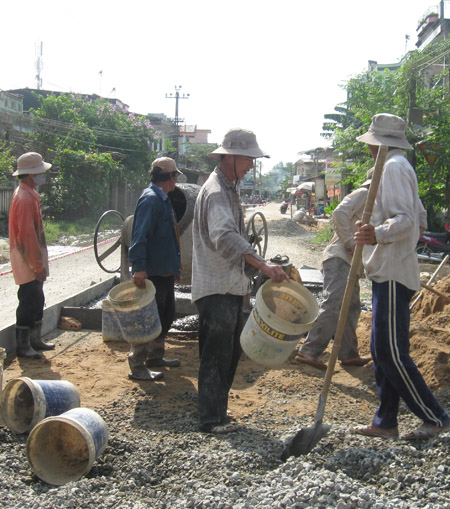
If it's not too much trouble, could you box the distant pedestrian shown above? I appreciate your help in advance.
[352,113,449,440]
[128,157,183,381]
[9,152,55,358]
[295,171,373,370]
[192,128,290,434]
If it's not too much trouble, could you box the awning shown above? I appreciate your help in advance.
[296,182,315,192]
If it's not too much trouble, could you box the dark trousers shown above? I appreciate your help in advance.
[195,294,243,429]
[371,280,449,428]
[148,275,175,359]
[16,279,45,328]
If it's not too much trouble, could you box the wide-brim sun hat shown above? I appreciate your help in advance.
[356,113,412,150]
[150,157,183,176]
[13,152,52,176]
[209,128,270,160]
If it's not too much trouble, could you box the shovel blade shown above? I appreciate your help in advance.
[280,422,331,461]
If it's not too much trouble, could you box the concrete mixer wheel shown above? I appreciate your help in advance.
[246,211,268,258]
[94,210,124,273]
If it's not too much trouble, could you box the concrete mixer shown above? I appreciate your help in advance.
[93,183,269,286]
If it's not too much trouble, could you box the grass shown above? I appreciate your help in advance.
[311,222,334,244]
[43,218,98,245]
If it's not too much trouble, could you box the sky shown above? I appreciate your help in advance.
[1,0,440,172]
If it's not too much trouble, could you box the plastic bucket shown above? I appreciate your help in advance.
[101,299,125,342]
[0,377,81,434]
[0,347,6,395]
[108,280,162,345]
[26,407,109,486]
[240,280,319,368]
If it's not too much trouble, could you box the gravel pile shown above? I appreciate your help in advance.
[1,385,450,508]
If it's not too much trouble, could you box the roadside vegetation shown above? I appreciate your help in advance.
[311,222,334,245]
[323,39,450,230]
[43,218,98,245]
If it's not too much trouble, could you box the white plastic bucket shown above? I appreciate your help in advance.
[240,280,319,368]
[0,377,81,434]
[26,407,108,486]
[107,279,162,344]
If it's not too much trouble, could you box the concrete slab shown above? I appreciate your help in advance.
[0,276,117,357]
[299,268,323,285]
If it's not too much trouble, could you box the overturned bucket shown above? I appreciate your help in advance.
[26,407,108,486]
[107,280,162,344]
[0,377,80,434]
[241,280,319,368]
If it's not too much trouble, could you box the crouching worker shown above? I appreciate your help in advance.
[127,157,183,381]
[9,152,55,359]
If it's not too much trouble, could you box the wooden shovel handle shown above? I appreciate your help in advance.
[315,145,389,421]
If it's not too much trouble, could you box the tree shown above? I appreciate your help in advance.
[0,141,15,183]
[183,142,219,172]
[323,39,450,228]
[26,93,158,218]
[260,162,294,199]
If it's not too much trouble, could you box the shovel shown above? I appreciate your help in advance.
[281,145,388,461]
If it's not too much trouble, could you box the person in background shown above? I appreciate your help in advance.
[192,128,290,434]
[294,170,373,370]
[352,113,449,440]
[9,152,55,359]
[128,157,183,381]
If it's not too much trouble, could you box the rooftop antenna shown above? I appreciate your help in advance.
[35,42,43,90]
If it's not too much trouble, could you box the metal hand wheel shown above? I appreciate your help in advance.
[93,210,124,273]
[245,211,268,259]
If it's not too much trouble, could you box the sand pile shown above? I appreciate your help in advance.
[356,274,450,391]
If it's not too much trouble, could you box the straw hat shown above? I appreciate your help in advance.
[13,152,52,176]
[356,113,412,150]
[209,128,269,160]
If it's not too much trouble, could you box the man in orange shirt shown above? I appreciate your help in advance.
[9,152,55,358]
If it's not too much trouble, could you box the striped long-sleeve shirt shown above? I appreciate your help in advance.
[191,167,264,302]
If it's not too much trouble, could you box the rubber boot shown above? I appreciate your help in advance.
[30,321,55,351]
[16,326,43,359]
[128,355,163,381]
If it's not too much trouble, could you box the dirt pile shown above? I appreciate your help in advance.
[354,274,450,391]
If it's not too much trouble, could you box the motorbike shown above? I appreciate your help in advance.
[416,230,450,263]
[280,200,289,214]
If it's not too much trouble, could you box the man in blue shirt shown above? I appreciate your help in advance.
[128,157,183,381]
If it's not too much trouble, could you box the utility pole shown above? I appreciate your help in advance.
[35,42,43,90]
[165,85,190,163]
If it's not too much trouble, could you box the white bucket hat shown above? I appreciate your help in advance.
[356,113,412,150]
[209,128,269,160]
[13,152,52,176]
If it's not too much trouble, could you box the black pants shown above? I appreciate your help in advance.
[147,275,175,359]
[195,294,243,429]
[16,280,45,327]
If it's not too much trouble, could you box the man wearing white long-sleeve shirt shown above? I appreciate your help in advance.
[295,172,373,370]
[353,113,449,441]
